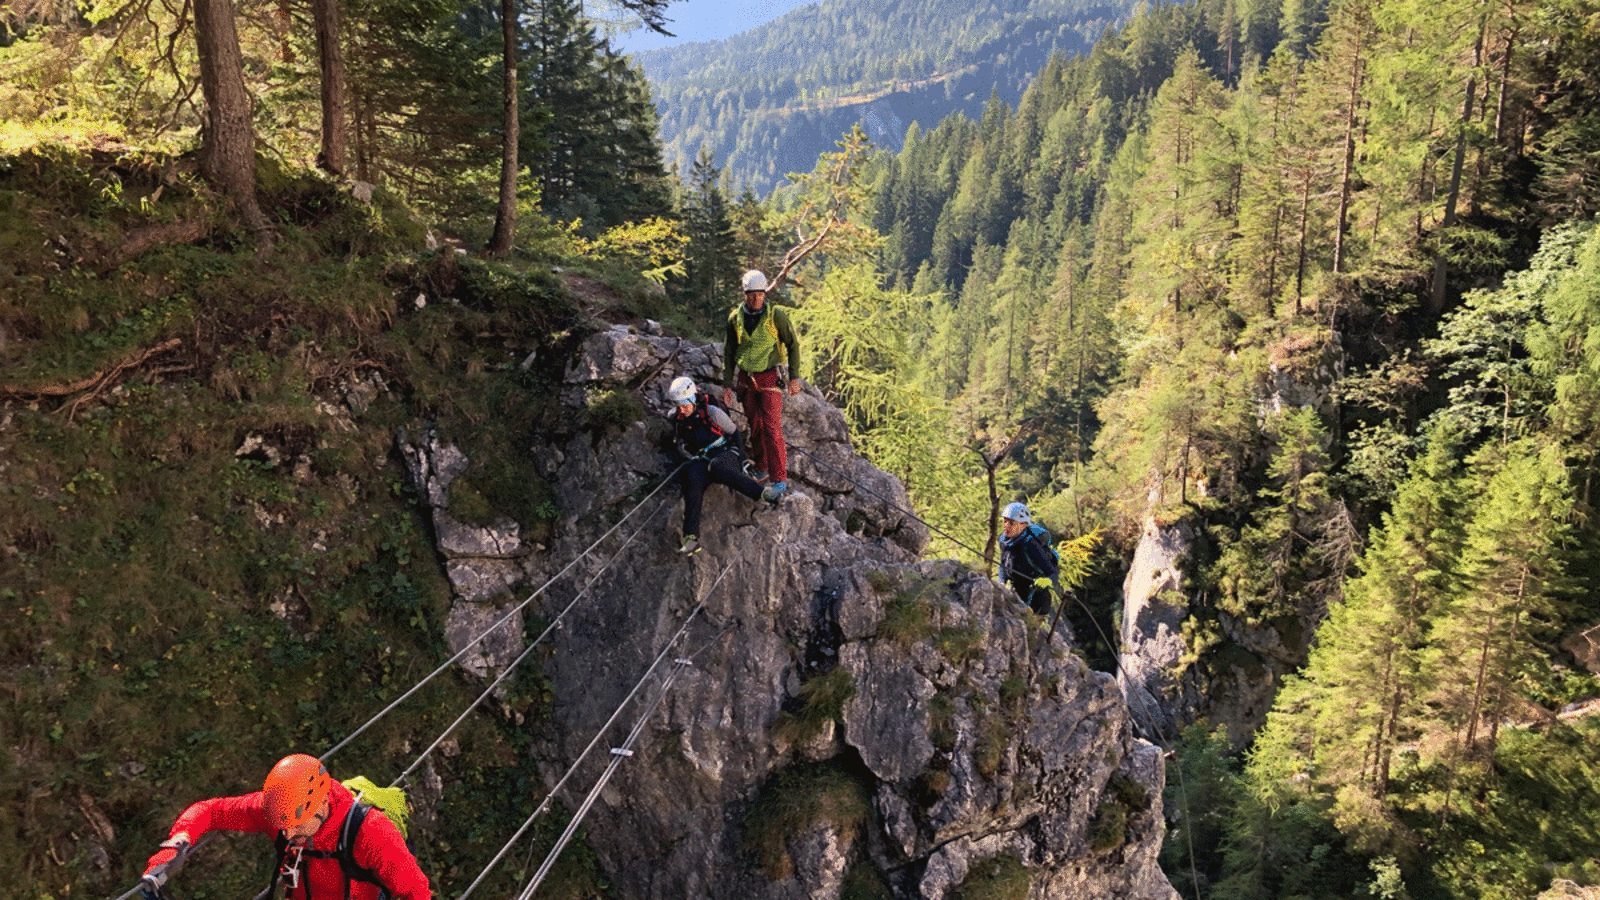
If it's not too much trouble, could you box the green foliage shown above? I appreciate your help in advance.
[879,577,945,646]
[639,0,1138,196]
[1208,406,1348,627]
[1161,725,1242,899]
[741,762,872,880]
[841,857,895,900]
[950,853,1031,900]
[935,623,987,665]
[0,148,595,899]
[564,216,688,285]
[773,667,858,745]
[581,387,647,435]
[1410,719,1600,900]
[525,0,674,229]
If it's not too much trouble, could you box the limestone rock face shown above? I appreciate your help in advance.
[1118,519,1200,743]
[406,327,1178,900]
[1118,332,1348,748]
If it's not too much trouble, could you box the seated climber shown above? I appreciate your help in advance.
[997,501,1061,616]
[667,376,783,555]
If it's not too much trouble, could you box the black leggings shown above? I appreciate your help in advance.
[681,451,766,536]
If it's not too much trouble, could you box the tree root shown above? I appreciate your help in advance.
[0,338,185,420]
[108,221,210,269]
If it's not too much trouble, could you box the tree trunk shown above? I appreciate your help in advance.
[487,0,520,257]
[193,0,271,248]
[981,450,1002,574]
[312,0,348,174]
[1293,161,1312,315]
[1332,26,1365,275]
[1429,16,1487,313]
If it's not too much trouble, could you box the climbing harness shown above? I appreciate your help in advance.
[113,467,687,900]
[264,798,388,900]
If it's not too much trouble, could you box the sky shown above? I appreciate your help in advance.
[607,0,819,55]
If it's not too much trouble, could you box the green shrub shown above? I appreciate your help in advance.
[774,667,857,745]
[742,763,872,880]
[950,854,1030,900]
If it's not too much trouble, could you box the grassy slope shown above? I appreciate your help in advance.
[0,149,599,899]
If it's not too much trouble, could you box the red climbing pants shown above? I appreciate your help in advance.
[736,368,787,482]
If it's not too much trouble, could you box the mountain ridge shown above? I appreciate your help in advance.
[631,0,1137,193]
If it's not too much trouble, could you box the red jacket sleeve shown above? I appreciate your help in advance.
[170,792,273,841]
[351,808,431,900]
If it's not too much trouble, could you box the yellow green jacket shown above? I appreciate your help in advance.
[723,303,801,384]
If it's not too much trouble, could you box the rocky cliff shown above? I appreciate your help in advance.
[406,325,1178,900]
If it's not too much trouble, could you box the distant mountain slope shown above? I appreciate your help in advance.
[633,0,1137,195]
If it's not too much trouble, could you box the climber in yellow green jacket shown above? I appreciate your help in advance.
[721,269,802,494]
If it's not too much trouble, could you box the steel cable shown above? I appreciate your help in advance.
[321,462,687,763]
[455,560,735,900]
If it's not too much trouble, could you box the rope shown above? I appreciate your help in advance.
[108,469,685,900]
[455,560,736,900]
[390,496,673,787]
[513,620,733,900]
[321,462,686,763]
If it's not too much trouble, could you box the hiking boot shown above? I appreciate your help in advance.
[749,468,769,483]
[678,534,701,555]
[761,484,785,505]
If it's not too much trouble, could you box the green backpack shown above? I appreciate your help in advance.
[342,776,410,837]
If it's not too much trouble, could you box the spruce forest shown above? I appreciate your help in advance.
[632,0,1138,193]
[3,0,1600,894]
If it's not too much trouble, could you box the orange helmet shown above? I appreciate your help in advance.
[262,754,332,831]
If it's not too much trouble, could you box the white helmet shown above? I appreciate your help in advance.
[741,270,769,292]
[1001,501,1031,524]
[667,376,697,405]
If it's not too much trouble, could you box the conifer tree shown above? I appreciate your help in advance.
[1241,426,1466,852]
[524,0,668,229]
[1230,49,1304,318]
[1211,407,1345,626]
[677,145,737,328]
[1520,223,1600,500]
[1428,442,1571,780]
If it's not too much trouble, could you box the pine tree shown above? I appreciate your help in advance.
[676,146,738,329]
[1240,426,1466,856]
[524,0,668,229]
[1428,442,1572,784]
[1211,407,1345,627]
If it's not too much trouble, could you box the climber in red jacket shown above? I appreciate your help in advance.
[141,753,430,900]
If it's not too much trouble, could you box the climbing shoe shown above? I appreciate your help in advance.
[678,534,701,555]
[761,483,785,505]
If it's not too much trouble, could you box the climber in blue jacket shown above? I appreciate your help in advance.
[997,502,1061,615]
